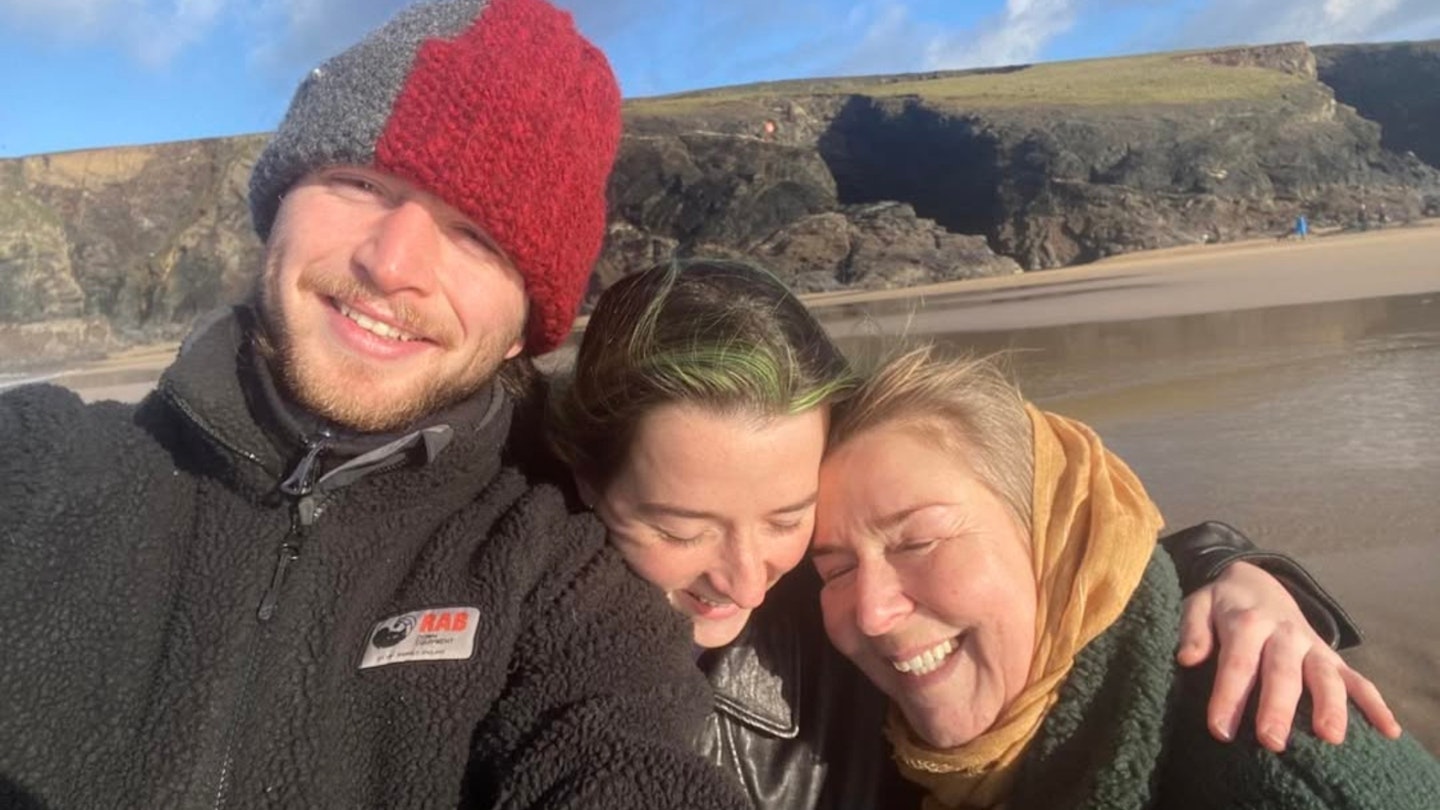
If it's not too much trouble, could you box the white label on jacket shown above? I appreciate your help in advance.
[359,607,480,670]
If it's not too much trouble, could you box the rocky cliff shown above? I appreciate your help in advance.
[1315,41,1440,171]
[1,137,265,365]
[3,40,1438,368]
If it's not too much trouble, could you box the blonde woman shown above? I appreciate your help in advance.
[813,347,1435,809]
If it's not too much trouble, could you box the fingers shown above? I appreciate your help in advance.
[1341,667,1403,740]
[1177,587,1217,667]
[1206,610,1266,744]
[1251,625,1311,752]
[1302,654,1350,745]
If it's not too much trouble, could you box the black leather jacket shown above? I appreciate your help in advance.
[695,565,923,810]
[692,522,1360,810]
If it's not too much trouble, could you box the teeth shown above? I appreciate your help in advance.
[693,593,726,607]
[339,303,417,342]
[892,638,957,676]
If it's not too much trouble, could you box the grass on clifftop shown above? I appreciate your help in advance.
[629,53,1308,114]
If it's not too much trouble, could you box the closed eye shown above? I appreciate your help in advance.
[324,170,388,201]
[656,527,707,547]
[810,548,854,584]
[897,538,940,554]
[453,224,492,249]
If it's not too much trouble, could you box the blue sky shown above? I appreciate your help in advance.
[2,0,1437,158]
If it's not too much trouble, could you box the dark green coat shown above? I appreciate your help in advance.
[1010,551,1440,810]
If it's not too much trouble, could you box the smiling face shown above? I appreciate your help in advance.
[591,403,827,648]
[813,421,1037,749]
[260,166,527,432]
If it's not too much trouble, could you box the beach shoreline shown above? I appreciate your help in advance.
[8,219,1440,404]
[4,220,1438,756]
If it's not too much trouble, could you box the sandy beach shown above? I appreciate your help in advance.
[11,222,1440,756]
[0,342,181,403]
[22,220,1440,401]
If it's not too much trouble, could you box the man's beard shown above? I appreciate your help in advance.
[257,265,515,433]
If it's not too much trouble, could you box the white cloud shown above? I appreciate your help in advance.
[245,0,407,74]
[6,0,1436,90]
[0,0,110,34]
[0,0,402,72]
[0,0,227,67]
[933,0,1078,69]
[1170,0,1440,48]
[820,0,1079,76]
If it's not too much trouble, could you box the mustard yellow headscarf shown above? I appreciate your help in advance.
[887,404,1164,810]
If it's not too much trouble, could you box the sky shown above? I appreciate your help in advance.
[2,0,1438,158]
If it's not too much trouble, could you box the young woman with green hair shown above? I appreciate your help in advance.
[546,258,1396,809]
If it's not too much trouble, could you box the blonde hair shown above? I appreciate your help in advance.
[831,345,1034,532]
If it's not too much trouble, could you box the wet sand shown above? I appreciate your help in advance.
[822,225,1440,756]
[16,222,1440,754]
[0,342,178,403]
[27,220,1440,401]
[809,219,1440,333]
[902,293,1440,757]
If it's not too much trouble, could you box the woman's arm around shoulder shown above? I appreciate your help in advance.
[1162,657,1440,810]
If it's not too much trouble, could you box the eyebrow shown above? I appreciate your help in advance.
[809,502,950,555]
[875,502,949,530]
[637,493,817,522]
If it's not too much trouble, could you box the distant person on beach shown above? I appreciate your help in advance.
[1296,213,1310,239]
[0,1,747,808]
[814,348,1438,810]
[546,259,1397,809]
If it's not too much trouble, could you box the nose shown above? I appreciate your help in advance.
[717,534,770,610]
[354,199,441,296]
[854,560,911,637]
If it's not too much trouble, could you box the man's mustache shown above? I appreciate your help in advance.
[300,274,454,345]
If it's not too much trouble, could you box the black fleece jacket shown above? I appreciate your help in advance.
[0,308,747,810]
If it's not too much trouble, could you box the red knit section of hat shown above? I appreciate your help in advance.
[375,0,621,354]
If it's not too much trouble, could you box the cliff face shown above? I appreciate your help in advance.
[624,42,1438,271]
[3,41,1438,368]
[1315,41,1440,171]
[1,137,266,364]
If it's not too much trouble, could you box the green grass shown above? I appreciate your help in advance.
[627,53,1309,115]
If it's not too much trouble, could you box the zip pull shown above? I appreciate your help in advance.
[279,430,333,498]
[257,542,300,622]
[260,431,333,623]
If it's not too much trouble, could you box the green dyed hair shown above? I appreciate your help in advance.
[548,257,856,486]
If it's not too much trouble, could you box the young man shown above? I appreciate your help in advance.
[0,1,747,808]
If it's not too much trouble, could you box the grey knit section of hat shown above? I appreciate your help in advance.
[248,0,490,239]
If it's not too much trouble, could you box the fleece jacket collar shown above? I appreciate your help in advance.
[155,305,507,498]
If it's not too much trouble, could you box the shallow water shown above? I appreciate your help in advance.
[832,291,1440,753]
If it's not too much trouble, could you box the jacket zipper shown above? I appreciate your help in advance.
[211,432,331,810]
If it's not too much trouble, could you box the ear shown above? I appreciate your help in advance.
[503,335,525,360]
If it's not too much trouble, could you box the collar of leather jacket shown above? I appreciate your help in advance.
[699,607,803,739]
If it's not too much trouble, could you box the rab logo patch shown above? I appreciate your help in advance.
[360,607,480,670]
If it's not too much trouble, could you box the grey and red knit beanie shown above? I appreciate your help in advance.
[249,0,622,354]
